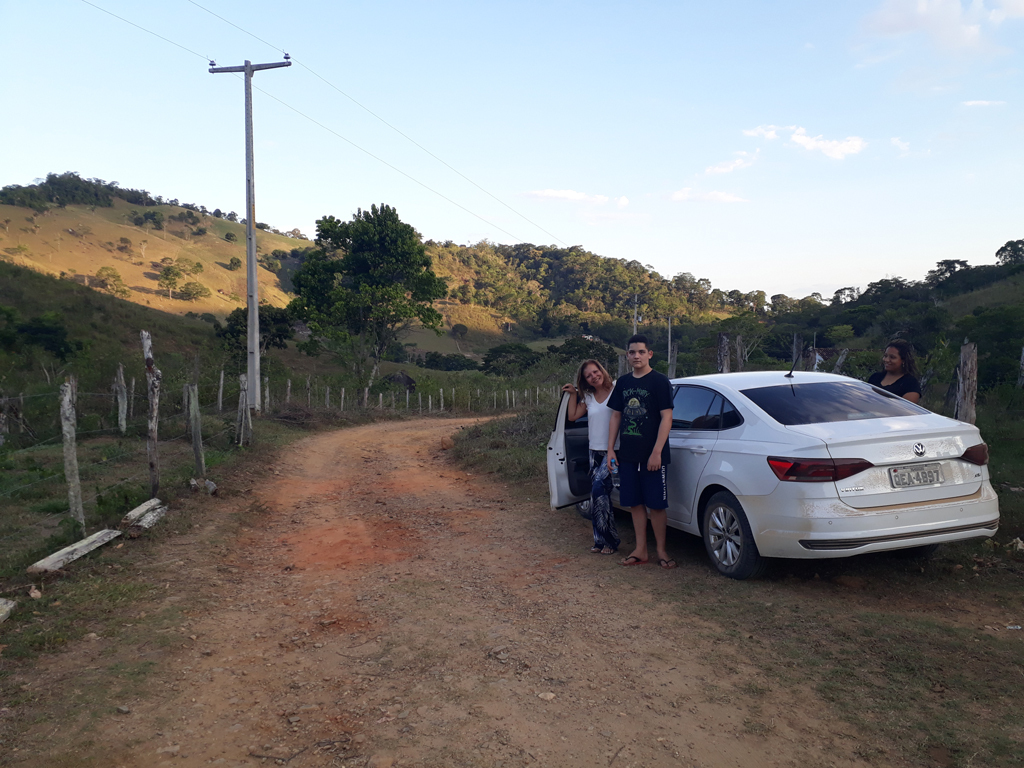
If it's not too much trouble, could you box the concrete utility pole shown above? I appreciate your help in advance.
[209,57,291,411]
[632,293,639,335]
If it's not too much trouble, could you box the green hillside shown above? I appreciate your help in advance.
[0,197,306,321]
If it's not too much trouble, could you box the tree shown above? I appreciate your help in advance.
[451,323,468,340]
[995,240,1024,266]
[926,259,969,284]
[95,266,131,299]
[227,256,243,271]
[224,231,237,242]
[157,265,183,298]
[179,281,211,301]
[290,204,448,388]
[481,343,541,377]
[218,305,294,356]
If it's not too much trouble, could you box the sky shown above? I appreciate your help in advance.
[1,0,1022,299]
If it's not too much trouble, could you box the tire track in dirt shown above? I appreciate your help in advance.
[66,419,874,767]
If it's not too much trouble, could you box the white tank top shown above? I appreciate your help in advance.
[585,381,618,452]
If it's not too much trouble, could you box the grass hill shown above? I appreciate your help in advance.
[0,199,303,320]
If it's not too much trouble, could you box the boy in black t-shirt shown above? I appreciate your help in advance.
[606,335,676,569]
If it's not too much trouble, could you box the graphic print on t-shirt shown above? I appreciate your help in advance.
[620,389,650,437]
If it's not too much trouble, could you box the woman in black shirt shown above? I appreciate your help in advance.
[867,338,922,403]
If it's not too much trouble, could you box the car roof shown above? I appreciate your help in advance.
[670,371,866,394]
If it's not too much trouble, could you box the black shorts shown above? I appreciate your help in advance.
[618,462,668,510]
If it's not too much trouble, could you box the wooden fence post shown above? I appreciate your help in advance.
[406,390,410,409]
[506,390,509,408]
[791,334,803,370]
[429,394,432,412]
[189,384,205,477]
[734,335,745,373]
[286,378,292,404]
[832,349,849,375]
[306,375,311,408]
[364,387,369,408]
[391,391,395,409]
[378,392,383,409]
[129,376,136,419]
[512,390,516,408]
[141,331,162,498]
[956,342,978,424]
[341,387,345,411]
[326,386,331,409]
[264,377,270,411]
[440,389,444,411]
[717,332,730,374]
[419,392,422,412]
[114,363,127,434]
[182,382,191,435]
[59,377,85,534]
[236,374,252,446]
[218,369,224,412]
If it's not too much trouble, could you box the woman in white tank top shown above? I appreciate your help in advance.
[561,359,621,554]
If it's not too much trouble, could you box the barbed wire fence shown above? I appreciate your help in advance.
[0,333,565,574]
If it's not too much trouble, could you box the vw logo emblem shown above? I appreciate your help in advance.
[913,443,926,457]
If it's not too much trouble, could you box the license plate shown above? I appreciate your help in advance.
[889,463,944,488]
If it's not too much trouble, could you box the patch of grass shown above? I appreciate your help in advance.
[451,405,549,484]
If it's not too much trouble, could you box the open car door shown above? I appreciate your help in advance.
[547,391,591,509]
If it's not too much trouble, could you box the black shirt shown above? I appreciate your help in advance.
[868,371,921,398]
[608,370,673,465]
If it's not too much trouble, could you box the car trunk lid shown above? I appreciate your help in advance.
[786,416,984,509]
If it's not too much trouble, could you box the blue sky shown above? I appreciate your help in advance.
[2,0,1021,299]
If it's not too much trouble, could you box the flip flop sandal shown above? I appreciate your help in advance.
[659,559,678,569]
[620,556,648,566]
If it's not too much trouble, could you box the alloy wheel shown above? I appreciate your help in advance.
[707,503,743,567]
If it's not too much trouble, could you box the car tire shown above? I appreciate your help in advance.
[702,491,768,580]
[575,498,593,521]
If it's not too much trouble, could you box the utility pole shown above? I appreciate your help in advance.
[209,57,291,411]
[632,293,638,335]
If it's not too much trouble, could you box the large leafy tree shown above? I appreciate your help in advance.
[290,205,447,387]
[218,306,293,356]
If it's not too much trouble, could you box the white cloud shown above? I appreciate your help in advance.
[962,99,1007,105]
[671,188,748,203]
[866,0,991,51]
[616,196,629,208]
[789,127,867,159]
[705,149,759,174]
[891,136,910,153]
[743,125,785,140]
[527,189,610,204]
[990,0,1024,23]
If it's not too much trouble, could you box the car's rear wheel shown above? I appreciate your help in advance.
[575,498,593,520]
[703,491,767,580]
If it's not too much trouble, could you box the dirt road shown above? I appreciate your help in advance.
[16,419,877,767]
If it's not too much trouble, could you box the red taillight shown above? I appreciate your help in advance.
[961,443,989,466]
[767,457,874,482]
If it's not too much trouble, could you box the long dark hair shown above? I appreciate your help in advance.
[885,338,919,378]
[575,359,613,396]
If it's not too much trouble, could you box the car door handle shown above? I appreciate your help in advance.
[689,447,707,454]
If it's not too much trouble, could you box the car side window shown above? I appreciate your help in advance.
[672,386,717,429]
[721,398,743,429]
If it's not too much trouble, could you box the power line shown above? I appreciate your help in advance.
[248,83,530,243]
[79,0,210,62]
[78,0,538,245]
[182,0,568,246]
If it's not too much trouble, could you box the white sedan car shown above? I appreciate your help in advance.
[547,371,999,579]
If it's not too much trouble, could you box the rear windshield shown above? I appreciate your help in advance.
[740,381,928,426]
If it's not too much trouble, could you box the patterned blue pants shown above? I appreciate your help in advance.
[590,450,620,551]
